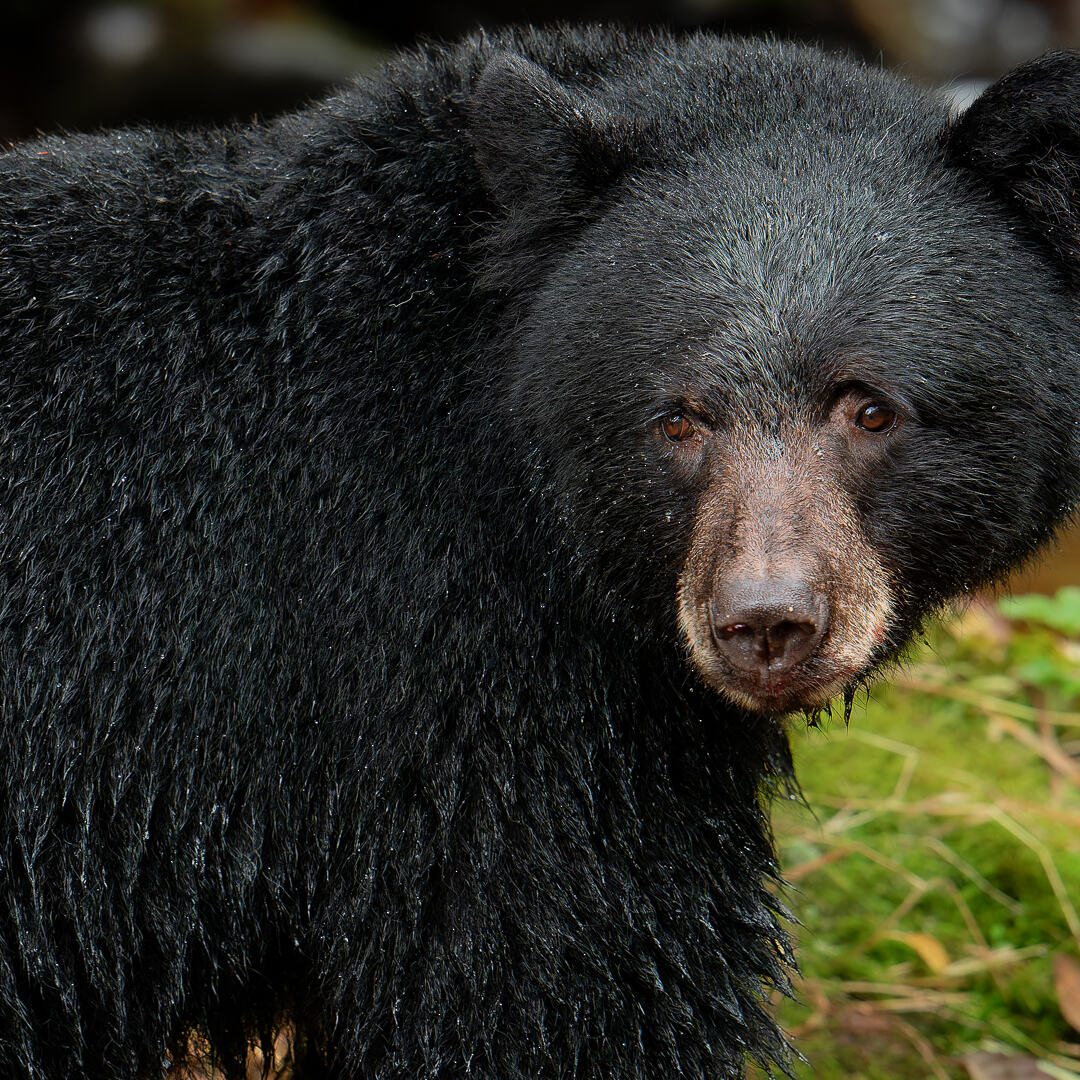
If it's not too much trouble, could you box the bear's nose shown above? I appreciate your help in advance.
[709,580,827,678]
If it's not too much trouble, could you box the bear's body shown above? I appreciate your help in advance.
[0,25,1078,1079]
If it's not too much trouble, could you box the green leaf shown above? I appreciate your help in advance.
[1000,587,1080,636]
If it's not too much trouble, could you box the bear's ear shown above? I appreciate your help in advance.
[944,51,1080,273]
[468,53,629,216]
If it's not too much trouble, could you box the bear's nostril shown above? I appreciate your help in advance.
[710,583,827,678]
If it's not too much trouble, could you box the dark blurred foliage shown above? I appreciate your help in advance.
[2,0,1080,141]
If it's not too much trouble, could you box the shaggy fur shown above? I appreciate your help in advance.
[0,26,1078,1080]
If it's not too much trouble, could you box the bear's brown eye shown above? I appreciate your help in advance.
[856,403,897,433]
[661,414,695,443]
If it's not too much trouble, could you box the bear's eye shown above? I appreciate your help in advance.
[856,403,898,433]
[660,414,695,443]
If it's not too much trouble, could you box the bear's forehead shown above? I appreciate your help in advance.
[567,153,975,336]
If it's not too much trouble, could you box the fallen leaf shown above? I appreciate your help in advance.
[887,931,950,974]
[1055,953,1080,1033]
[963,1052,1046,1080]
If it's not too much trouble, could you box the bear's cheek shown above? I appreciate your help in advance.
[674,438,895,714]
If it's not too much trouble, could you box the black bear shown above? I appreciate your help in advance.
[0,24,1077,1080]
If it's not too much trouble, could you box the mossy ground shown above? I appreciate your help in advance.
[760,592,1080,1080]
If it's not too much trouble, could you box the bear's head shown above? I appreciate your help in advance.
[470,41,1080,715]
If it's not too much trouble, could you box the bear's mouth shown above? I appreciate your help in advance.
[708,655,860,715]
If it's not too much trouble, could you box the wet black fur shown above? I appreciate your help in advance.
[0,25,1079,1080]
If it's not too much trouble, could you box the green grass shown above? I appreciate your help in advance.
[763,593,1080,1080]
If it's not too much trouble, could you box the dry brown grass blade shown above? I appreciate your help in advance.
[986,712,1080,785]
[897,674,1080,729]
[785,844,856,883]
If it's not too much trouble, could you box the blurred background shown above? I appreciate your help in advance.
[7,0,1080,143]
[3,3,1079,1080]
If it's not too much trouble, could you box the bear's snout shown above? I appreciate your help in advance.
[675,423,895,713]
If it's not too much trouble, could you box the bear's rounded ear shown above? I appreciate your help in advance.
[468,53,629,215]
[944,50,1080,273]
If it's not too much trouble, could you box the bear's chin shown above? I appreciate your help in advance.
[721,677,850,716]
[689,647,860,715]
[725,679,848,716]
